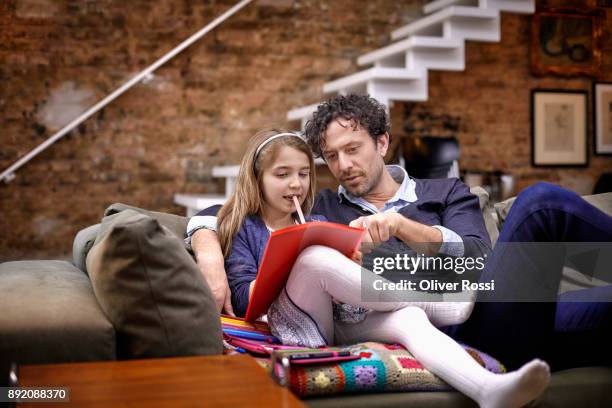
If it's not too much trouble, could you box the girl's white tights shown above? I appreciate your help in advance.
[285,246,550,408]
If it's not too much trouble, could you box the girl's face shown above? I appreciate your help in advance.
[260,145,311,219]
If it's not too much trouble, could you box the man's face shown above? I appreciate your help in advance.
[321,118,389,197]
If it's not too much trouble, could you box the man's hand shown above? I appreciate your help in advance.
[191,228,235,316]
[349,213,443,255]
[349,213,401,243]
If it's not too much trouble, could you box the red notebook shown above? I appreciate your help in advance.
[244,221,365,322]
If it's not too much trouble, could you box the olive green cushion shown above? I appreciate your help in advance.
[0,260,115,370]
[103,202,188,241]
[73,203,188,275]
[86,209,222,359]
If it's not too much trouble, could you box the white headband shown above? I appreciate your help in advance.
[254,132,304,162]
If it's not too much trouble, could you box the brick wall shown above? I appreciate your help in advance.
[394,2,612,196]
[0,0,421,260]
[0,0,610,260]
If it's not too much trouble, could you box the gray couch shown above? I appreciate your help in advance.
[1,191,611,407]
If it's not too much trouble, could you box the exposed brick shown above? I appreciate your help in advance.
[1,0,611,260]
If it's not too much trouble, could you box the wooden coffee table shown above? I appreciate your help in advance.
[17,354,304,407]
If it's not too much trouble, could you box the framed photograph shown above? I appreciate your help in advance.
[531,90,588,166]
[531,9,603,77]
[593,82,612,155]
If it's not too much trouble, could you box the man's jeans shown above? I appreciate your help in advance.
[444,182,612,371]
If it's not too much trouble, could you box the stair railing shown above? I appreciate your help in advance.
[0,0,253,184]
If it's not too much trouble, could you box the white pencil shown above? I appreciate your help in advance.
[292,195,306,224]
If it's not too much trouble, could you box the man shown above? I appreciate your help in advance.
[189,94,489,312]
[188,94,612,370]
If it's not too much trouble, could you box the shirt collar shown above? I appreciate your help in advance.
[337,165,417,212]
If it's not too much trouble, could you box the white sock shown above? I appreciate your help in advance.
[479,359,551,408]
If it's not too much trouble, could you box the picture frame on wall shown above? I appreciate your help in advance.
[531,9,603,77]
[531,90,588,166]
[593,82,612,155]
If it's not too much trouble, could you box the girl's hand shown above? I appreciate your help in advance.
[249,280,256,299]
[350,250,363,266]
[349,216,374,254]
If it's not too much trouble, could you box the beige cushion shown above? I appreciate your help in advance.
[582,192,612,215]
[493,196,517,229]
[470,186,498,245]
[86,209,223,359]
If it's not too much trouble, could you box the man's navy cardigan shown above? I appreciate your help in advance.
[312,177,491,260]
[197,177,491,263]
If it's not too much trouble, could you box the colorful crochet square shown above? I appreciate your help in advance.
[277,342,505,397]
[345,360,385,392]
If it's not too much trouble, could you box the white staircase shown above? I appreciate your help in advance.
[287,0,535,127]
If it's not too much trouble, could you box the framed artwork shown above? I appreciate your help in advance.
[593,82,612,155]
[531,9,603,77]
[531,90,588,166]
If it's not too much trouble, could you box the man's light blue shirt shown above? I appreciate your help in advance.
[338,165,464,257]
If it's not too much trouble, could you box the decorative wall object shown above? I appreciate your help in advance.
[531,90,588,166]
[531,9,603,77]
[593,82,612,155]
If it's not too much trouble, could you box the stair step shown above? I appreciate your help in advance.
[481,0,534,14]
[358,36,463,67]
[323,67,422,94]
[174,194,228,217]
[391,6,498,40]
[424,0,534,15]
[287,103,319,122]
[287,69,428,123]
[367,70,429,102]
[424,0,478,15]
[286,1,535,127]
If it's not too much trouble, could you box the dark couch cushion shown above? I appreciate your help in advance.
[86,209,222,359]
[0,260,115,373]
[305,367,612,408]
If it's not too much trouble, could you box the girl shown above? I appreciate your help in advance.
[217,129,550,408]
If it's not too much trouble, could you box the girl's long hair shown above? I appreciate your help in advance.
[217,129,316,258]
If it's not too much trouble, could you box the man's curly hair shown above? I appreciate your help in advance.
[303,94,391,157]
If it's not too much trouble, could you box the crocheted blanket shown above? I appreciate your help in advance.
[260,342,505,397]
[220,315,505,397]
